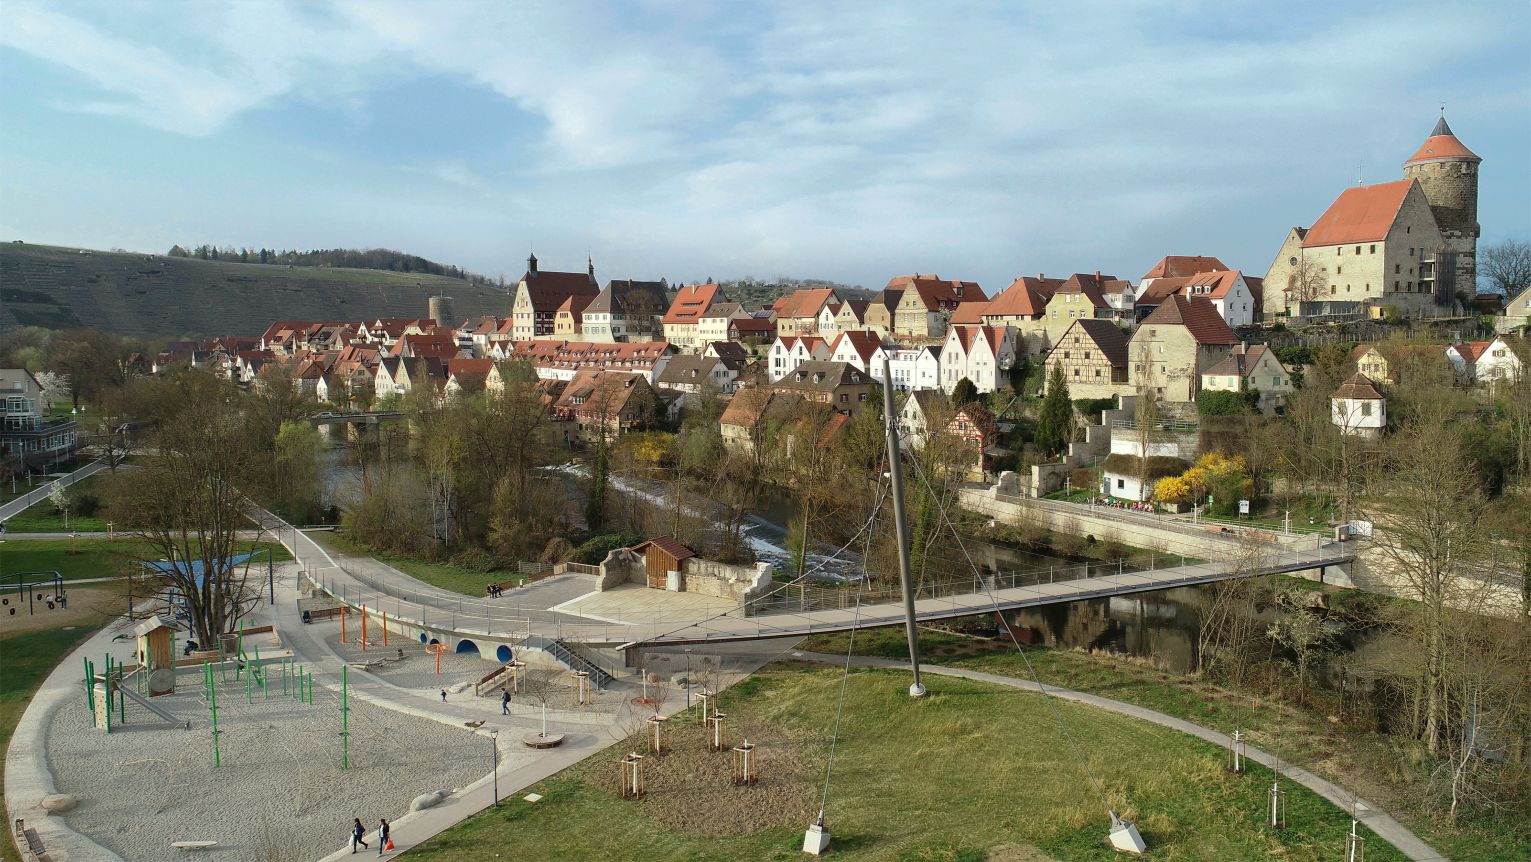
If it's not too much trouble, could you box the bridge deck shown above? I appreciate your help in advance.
[254,506,1353,651]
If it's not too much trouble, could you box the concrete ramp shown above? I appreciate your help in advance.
[118,686,190,729]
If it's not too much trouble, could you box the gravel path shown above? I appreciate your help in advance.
[45,666,487,862]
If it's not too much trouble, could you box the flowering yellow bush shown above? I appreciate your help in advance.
[1152,452,1252,510]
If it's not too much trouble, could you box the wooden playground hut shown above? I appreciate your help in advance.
[629,537,695,589]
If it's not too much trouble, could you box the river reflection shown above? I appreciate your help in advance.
[1006,586,1209,674]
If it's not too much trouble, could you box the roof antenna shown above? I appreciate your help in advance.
[1356,160,1364,186]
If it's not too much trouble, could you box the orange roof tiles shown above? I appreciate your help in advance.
[1141,256,1228,280]
[664,283,723,324]
[1404,116,1480,165]
[1302,179,1413,248]
[1140,295,1238,345]
[949,301,989,325]
[775,287,840,321]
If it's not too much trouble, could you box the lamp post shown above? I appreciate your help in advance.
[490,729,500,806]
[684,648,692,709]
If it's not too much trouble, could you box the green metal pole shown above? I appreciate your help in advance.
[209,665,220,768]
[308,671,313,705]
[342,665,349,769]
[255,646,267,699]
[84,657,95,721]
[245,661,252,704]
[104,655,112,733]
[236,620,244,680]
[281,658,288,696]
[119,661,126,725]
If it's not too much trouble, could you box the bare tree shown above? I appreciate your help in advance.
[518,665,570,740]
[107,372,267,647]
[1285,257,1327,306]
[1478,239,1531,298]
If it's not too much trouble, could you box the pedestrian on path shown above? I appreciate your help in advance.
[377,818,391,856]
[440,688,447,702]
[351,818,368,853]
[501,689,510,715]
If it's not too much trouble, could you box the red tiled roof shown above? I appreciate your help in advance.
[1138,276,1193,305]
[631,536,695,562]
[1333,372,1383,400]
[984,276,1057,317]
[775,288,840,321]
[1302,180,1413,248]
[664,282,723,324]
[1404,117,1480,166]
[1185,269,1243,300]
[899,276,986,312]
[949,301,989,325]
[1450,341,1492,364]
[831,330,883,365]
[1141,256,1228,280]
[1140,295,1238,345]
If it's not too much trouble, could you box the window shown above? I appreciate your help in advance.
[1360,402,1372,417]
[1369,245,1376,254]
[1409,248,1415,257]
[1394,281,1400,290]
[1073,368,1080,377]
[1355,246,1361,255]
[839,394,848,404]
[1336,266,1342,274]
[1117,478,1125,490]
[1094,369,1102,377]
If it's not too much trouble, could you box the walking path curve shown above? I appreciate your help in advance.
[795,651,1446,862]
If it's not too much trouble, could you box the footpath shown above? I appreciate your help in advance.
[795,652,1445,862]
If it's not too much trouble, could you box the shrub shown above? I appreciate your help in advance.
[1196,388,1257,416]
[72,493,102,517]
[1069,467,1097,493]
[575,531,643,564]
[449,547,505,573]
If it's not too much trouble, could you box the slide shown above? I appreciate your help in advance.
[118,686,191,729]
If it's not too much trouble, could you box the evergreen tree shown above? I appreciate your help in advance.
[1036,364,1074,458]
[585,430,608,533]
[951,377,978,406]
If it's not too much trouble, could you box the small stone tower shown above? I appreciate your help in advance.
[1403,113,1481,293]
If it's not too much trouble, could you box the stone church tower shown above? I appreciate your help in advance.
[1403,114,1480,294]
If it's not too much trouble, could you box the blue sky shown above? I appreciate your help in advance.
[2,1,1527,291]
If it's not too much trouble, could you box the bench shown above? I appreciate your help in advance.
[170,840,219,850]
[14,818,47,861]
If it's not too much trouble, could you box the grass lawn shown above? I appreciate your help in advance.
[322,532,500,596]
[410,665,1405,862]
[1,538,292,584]
[0,474,111,532]
[0,584,125,862]
[801,628,1528,862]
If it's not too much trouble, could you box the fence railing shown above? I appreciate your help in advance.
[0,456,110,521]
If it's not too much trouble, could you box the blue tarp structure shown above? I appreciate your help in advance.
[142,553,258,588]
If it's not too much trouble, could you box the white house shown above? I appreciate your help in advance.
[828,330,886,375]
[767,336,831,382]
[1446,337,1523,384]
[879,347,942,392]
[897,390,948,449]
[1331,373,1386,439]
[940,325,1017,394]
[1180,269,1258,328]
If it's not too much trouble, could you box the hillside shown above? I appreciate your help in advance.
[0,242,513,338]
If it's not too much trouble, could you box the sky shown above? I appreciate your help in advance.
[1,1,1528,292]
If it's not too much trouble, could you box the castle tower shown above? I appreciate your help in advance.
[1403,113,1480,293]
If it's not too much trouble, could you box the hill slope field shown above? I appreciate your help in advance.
[0,242,514,338]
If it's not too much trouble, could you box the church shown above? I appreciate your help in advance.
[1262,115,1481,319]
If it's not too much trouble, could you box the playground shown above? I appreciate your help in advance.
[43,660,486,862]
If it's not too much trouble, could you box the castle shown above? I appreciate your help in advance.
[1263,114,1481,318]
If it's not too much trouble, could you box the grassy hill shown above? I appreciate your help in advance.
[0,242,514,338]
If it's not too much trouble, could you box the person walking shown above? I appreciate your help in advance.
[377,818,391,856]
[501,689,510,715]
[440,688,447,702]
[351,818,368,853]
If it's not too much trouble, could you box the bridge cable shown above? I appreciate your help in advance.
[632,479,891,647]
[904,450,1119,819]
[814,467,887,827]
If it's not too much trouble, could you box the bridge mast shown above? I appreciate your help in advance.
[881,356,926,697]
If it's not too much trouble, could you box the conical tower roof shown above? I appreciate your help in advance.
[1405,113,1480,166]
